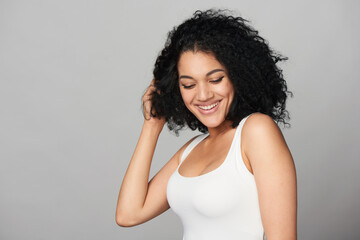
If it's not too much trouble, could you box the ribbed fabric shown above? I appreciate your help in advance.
[167,113,265,240]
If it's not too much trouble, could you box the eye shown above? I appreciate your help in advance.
[181,84,195,89]
[210,76,224,83]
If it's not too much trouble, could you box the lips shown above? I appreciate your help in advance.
[195,100,221,114]
[197,101,219,110]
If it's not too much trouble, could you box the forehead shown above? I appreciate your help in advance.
[177,51,224,76]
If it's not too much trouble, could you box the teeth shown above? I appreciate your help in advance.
[198,102,219,110]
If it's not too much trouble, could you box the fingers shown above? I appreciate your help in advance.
[149,79,161,95]
[142,79,158,120]
[143,79,160,102]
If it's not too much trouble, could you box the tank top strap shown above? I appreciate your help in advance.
[234,112,257,139]
[180,133,208,164]
[232,112,258,179]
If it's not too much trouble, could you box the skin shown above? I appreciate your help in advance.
[116,51,297,240]
[178,51,234,132]
[177,51,238,176]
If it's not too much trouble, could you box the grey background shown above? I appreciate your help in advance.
[1,0,359,239]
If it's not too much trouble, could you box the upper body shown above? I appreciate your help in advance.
[116,9,297,240]
[167,113,266,240]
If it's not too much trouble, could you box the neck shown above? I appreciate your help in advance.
[206,120,234,139]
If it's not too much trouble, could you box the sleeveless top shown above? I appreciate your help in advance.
[166,113,265,240]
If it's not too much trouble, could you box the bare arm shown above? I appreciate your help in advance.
[243,113,297,240]
[115,120,162,226]
[115,81,194,227]
[116,121,195,227]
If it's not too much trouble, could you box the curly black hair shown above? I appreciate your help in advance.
[149,9,293,135]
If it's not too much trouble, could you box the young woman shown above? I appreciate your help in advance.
[116,9,297,240]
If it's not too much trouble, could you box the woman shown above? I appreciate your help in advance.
[116,9,297,240]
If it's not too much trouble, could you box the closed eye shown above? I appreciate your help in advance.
[210,76,224,83]
[181,84,195,89]
[181,76,224,89]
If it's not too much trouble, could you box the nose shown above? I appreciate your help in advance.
[197,83,214,101]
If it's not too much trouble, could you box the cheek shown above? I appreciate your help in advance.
[180,89,192,106]
[218,82,234,98]
[180,90,198,114]
[219,82,235,108]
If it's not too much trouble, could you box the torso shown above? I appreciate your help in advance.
[178,126,253,177]
[166,113,264,240]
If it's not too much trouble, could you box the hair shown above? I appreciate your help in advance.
[148,9,293,135]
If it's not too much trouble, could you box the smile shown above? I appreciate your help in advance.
[198,101,219,110]
[195,100,222,115]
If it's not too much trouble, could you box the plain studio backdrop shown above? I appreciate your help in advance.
[0,0,359,239]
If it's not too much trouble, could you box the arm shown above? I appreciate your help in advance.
[116,123,195,227]
[115,81,193,227]
[243,113,297,240]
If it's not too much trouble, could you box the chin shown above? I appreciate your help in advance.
[198,117,225,129]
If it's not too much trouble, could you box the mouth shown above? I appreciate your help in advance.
[196,100,221,114]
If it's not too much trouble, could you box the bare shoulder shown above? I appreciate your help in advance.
[243,112,281,137]
[173,135,200,165]
[242,113,289,166]
[241,113,297,238]
[243,112,285,144]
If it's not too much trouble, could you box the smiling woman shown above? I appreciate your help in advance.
[116,9,297,240]
[178,51,235,128]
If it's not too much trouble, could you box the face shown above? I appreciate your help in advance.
[177,51,234,129]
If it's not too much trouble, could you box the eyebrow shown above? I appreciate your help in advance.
[179,69,224,80]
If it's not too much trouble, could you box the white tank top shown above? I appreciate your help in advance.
[167,114,265,240]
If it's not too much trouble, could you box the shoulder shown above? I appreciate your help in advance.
[243,112,279,134]
[242,113,288,163]
[243,112,283,141]
[174,134,203,165]
[241,114,297,238]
